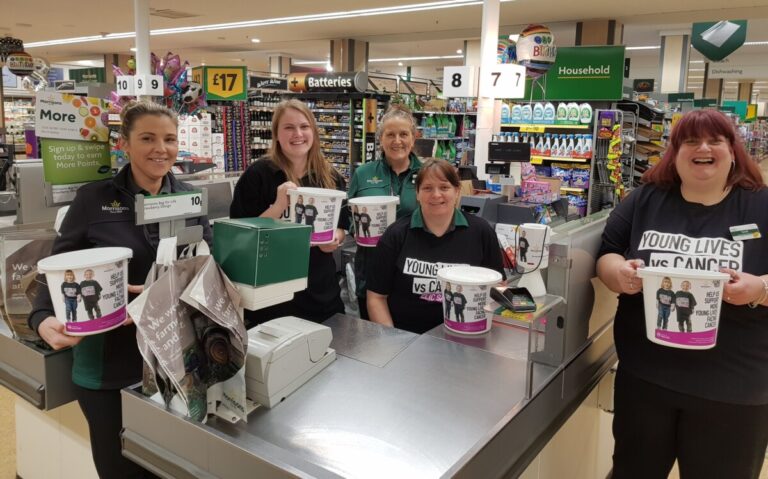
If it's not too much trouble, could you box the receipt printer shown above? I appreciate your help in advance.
[245,317,336,408]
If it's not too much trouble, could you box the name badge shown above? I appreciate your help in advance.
[730,223,761,241]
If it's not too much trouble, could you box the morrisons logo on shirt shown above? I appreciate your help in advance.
[558,65,611,77]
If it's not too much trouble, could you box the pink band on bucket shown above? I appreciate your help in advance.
[65,306,127,334]
[311,230,335,243]
[654,328,717,347]
[356,236,382,247]
[445,318,488,333]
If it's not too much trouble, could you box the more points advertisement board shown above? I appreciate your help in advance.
[525,46,625,101]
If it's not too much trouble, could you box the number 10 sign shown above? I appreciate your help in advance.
[481,63,526,99]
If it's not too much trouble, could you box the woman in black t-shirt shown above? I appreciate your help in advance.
[597,110,768,479]
[230,99,348,324]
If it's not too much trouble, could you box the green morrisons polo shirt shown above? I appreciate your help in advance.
[348,153,422,298]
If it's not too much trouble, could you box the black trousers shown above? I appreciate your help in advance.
[74,385,158,479]
[612,368,768,479]
[357,295,370,320]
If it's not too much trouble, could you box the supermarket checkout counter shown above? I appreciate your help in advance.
[120,211,617,478]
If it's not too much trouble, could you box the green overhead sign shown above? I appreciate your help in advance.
[694,98,718,107]
[668,93,694,102]
[691,20,747,62]
[524,46,625,101]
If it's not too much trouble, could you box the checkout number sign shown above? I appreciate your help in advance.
[143,191,203,222]
[482,63,526,99]
[442,66,478,98]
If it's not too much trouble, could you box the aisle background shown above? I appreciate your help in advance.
[1,162,768,478]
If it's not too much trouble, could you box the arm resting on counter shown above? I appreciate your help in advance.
[367,291,394,327]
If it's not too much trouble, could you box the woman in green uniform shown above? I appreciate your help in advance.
[347,104,421,319]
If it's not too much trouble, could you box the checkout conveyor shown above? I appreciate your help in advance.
[120,212,618,479]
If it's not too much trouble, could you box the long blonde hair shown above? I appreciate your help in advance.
[269,99,336,189]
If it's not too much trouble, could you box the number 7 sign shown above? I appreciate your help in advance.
[481,63,526,99]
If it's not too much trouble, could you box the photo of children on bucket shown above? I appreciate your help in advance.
[60,268,105,322]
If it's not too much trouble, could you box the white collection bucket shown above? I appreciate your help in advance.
[287,187,347,245]
[437,266,503,335]
[37,247,133,336]
[348,196,399,247]
[636,266,730,350]
[517,223,550,271]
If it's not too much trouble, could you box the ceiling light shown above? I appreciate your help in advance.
[688,68,704,72]
[688,76,704,79]
[626,46,660,50]
[745,41,768,46]
[130,47,136,52]
[201,62,206,66]
[25,0,515,48]
[369,55,463,62]
[325,62,333,72]
[292,60,329,65]
[251,38,261,43]
[398,61,404,66]
[456,49,462,54]
[689,60,704,64]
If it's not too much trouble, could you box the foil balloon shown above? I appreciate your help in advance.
[516,24,557,79]
[32,57,50,79]
[497,38,518,64]
[126,57,136,75]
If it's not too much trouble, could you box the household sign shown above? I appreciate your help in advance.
[40,139,111,185]
[524,46,625,101]
[692,20,747,62]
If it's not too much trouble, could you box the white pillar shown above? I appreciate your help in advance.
[659,32,690,94]
[133,0,151,100]
[475,0,502,181]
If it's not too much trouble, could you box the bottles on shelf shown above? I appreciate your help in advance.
[248,91,282,161]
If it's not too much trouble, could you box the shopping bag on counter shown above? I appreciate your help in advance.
[129,237,248,423]
[0,231,56,347]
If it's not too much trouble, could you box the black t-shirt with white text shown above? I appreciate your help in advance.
[599,183,768,405]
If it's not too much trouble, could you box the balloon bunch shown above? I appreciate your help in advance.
[498,24,557,80]
[20,57,51,93]
[153,52,206,116]
[111,52,206,116]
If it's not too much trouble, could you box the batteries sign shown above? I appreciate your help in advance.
[287,72,368,93]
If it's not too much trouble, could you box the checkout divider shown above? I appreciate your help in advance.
[119,211,617,478]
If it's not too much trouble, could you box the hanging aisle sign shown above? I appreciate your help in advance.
[191,66,247,101]
[249,75,288,90]
[692,20,747,62]
[287,72,368,93]
[523,46,625,101]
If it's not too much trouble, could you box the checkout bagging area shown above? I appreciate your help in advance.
[0,161,619,478]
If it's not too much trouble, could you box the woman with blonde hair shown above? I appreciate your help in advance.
[231,99,348,323]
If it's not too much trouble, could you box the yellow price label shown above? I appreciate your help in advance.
[204,67,247,100]
[530,156,543,165]
[520,125,546,133]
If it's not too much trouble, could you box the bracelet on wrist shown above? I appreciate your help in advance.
[748,278,768,309]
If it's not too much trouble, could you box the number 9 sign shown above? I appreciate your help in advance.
[134,74,164,97]
[442,66,478,98]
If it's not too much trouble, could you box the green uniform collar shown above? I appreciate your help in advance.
[410,207,469,232]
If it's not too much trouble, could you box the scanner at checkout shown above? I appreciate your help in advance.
[245,317,336,408]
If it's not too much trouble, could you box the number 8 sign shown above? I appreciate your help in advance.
[442,66,478,98]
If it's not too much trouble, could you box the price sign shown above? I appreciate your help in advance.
[530,156,543,165]
[140,191,204,223]
[482,63,526,99]
[205,66,247,101]
[135,74,164,96]
[520,125,546,133]
[442,66,478,98]
[116,75,135,96]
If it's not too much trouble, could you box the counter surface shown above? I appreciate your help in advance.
[122,310,615,479]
